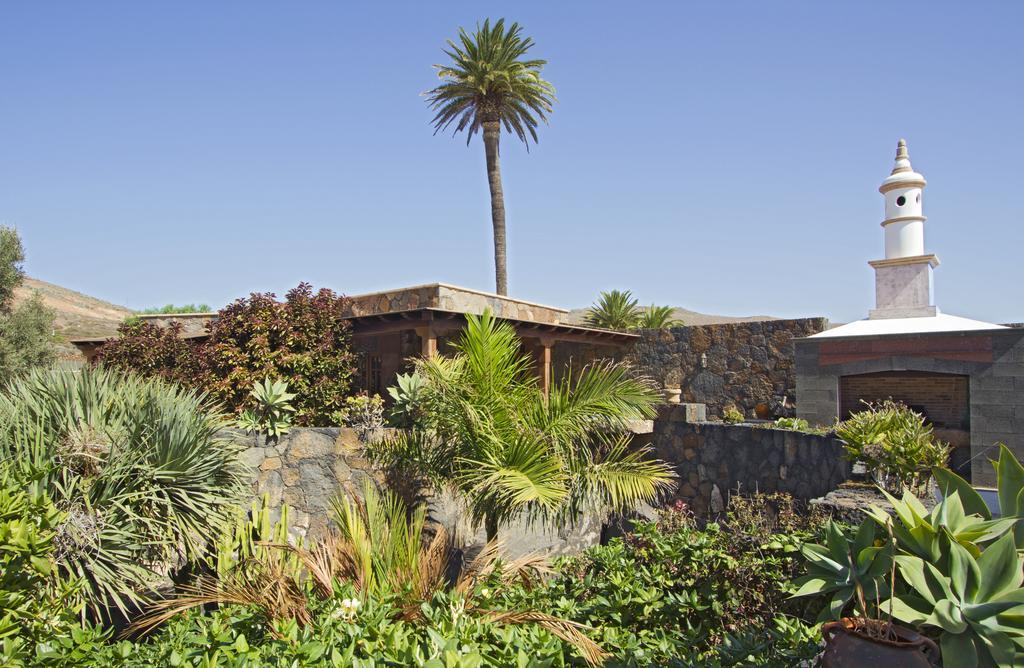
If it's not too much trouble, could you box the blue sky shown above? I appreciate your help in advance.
[1,1,1021,324]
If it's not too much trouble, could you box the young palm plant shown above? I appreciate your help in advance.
[637,304,682,330]
[583,290,643,331]
[372,310,675,541]
[426,18,556,296]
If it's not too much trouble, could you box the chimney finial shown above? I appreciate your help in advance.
[891,138,912,174]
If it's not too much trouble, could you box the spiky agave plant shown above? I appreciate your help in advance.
[0,365,248,619]
[583,290,642,331]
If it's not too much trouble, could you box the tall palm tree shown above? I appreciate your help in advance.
[372,310,675,541]
[426,19,556,296]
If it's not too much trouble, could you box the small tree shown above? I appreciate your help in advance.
[372,310,675,541]
[0,227,55,378]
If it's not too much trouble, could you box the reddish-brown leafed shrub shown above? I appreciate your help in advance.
[201,283,357,425]
[98,320,205,388]
[98,283,357,426]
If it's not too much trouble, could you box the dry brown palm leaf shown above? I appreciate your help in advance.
[481,609,608,666]
[125,559,309,639]
[455,539,553,597]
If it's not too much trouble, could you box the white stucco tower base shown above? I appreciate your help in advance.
[868,139,939,320]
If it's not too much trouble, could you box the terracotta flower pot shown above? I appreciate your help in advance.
[821,618,940,667]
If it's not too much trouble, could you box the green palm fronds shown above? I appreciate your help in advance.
[583,290,642,331]
[637,305,682,330]
[426,18,556,145]
[373,309,675,540]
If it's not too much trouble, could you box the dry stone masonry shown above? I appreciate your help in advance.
[625,318,828,419]
[645,404,850,516]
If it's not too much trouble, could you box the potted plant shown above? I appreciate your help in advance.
[793,520,940,666]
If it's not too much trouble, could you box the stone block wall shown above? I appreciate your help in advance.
[796,327,1024,486]
[232,427,379,540]
[645,405,850,516]
[624,318,829,419]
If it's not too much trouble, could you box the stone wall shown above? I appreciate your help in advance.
[230,427,602,556]
[646,405,850,516]
[624,318,829,419]
[234,427,379,540]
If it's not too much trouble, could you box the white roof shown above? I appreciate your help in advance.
[810,312,1007,338]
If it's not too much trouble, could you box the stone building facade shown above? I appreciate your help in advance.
[796,327,1024,485]
[623,318,829,419]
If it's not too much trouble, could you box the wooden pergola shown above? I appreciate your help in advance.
[346,308,637,395]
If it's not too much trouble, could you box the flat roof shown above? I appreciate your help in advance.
[809,312,1008,339]
[347,283,569,314]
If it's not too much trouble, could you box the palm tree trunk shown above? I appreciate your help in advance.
[482,119,508,296]
[484,512,499,543]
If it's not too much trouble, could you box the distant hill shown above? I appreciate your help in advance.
[13,277,132,359]
[565,306,778,327]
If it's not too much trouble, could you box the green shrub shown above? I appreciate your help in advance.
[97,320,204,387]
[835,400,948,494]
[722,406,744,424]
[497,495,830,666]
[0,366,248,619]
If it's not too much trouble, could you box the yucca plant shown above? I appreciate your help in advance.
[864,490,1014,563]
[583,290,642,331]
[0,365,248,619]
[791,519,893,621]
[887,531,1024,667]
[932,443,1024,547]
[636,304,681,330]
[371,310,675,541]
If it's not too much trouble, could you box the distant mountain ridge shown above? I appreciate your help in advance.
[565,307,777,327]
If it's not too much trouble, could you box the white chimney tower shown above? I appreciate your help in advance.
[868,139,940,319]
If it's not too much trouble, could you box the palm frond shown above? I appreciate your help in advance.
[426,18,556,146]
[583,290,642,330]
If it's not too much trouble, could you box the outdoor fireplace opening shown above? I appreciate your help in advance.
[839,370,971,475]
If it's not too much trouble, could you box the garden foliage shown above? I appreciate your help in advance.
[371,310,674,541]
[100,283,358,425]
[793,445,1024,667]
[0,366,248,620]
[835,400,948,494]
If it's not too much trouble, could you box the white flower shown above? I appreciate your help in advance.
[479,588,490,598]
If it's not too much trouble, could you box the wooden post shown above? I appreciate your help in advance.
[540,337,553,398]
[416,325,437,358]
